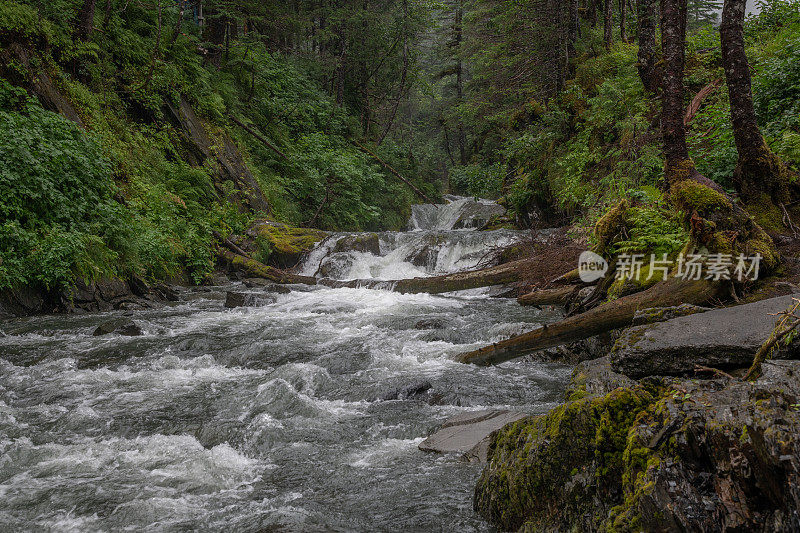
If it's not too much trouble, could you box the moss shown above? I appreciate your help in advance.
[257,221,326,258]
[745,193,786,233]
[594,200,630,254]
[476,383,666,531]
[670,180,732,214]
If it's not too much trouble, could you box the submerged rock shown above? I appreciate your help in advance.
[611,295,800,378]
[379,381,433,401]
[242,278,292,293]
[224,291,277,308]
[473,360,800,532]
[93,319,143,337]
[420,410,527,463]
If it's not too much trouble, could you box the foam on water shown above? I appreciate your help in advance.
[0,197,571,531]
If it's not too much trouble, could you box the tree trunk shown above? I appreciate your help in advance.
[620,0,627,42]
[75,0,97,41]
[568,0,579,64]
[604,0,613,48]
[217,249,317,285]
[517,286,578,306]
[455,0,781,367]
[590,0,598,28]
[457,278,722,365]
[637,0,659,92]
[455,0,467,165]
[720,0,796,204]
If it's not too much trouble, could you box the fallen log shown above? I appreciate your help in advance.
[319,258,531,294]
[217,248,317,285]
[517,286,578,306]
[456,278,724,365]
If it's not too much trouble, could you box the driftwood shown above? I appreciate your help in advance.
[318,258,532,294]
[517,286,577,306]
[456,278,724,365]
[217,248,317,285]
[684,78,722,126]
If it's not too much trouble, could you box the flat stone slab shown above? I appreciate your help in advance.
[419,409,527,463]
[611,294,799,378]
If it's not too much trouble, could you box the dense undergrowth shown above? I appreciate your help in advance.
[456,0,800,253]
[0,0,431,290]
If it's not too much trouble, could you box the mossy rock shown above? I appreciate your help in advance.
[476,362,800,532]
[474,383,662,531]
[250,220,327,268]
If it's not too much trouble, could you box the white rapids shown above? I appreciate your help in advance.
[0,196,569,532]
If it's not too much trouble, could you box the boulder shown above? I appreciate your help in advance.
[419,409,527,463]
[93,319,143,337]
[611,295,800,378]
[224,291,277,308]
[332,233,381,255]
[474,361,800,532]
[414,318,446,330]
[564,356,636,400]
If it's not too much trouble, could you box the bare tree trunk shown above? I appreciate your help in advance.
[604,0,613,48]
[568,0,579,64]
[590,0,598,27]
[637,0,660,93]
[170,0,186,46]
[720,0,796,204]
[620,0,627,42]
[75,0,97,40]
[660,0,690,173]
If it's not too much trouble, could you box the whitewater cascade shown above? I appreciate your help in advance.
[300,196,525,281]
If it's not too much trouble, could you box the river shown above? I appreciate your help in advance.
[0,198,570,532]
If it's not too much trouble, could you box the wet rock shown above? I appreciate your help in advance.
[379,381,433,401]
[474,361,800,532]
[419,410,527,463]
[95,279,131,301]
[152,283,180,302]
[526,332,618,365]
[414,318,446,330]
[611,295,800,378]
[332,233,381,255]
[209,272,231,285]
[630,303,711,326]
[224,291,277,308]
[127,275,150,297]
[452,201,506,230]
[93,318,143,337]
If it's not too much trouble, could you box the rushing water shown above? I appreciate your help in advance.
[0,198,570,532]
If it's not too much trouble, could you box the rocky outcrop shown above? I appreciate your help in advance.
[165,96,270,214]
[611,295,800,378]
[420,410,528,463]
[474,360,800,532]
[245,220,327,268]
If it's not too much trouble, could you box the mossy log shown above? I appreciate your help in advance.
[319,258,528,294]
[457,278,723,365]
[217,249,317,285]
[517,286,578,306]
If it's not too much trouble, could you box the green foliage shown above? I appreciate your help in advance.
[450,163,504,199]
[610,207,689,257]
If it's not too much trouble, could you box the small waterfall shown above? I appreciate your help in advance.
[300,197,525,281]
[408,195,505,231]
